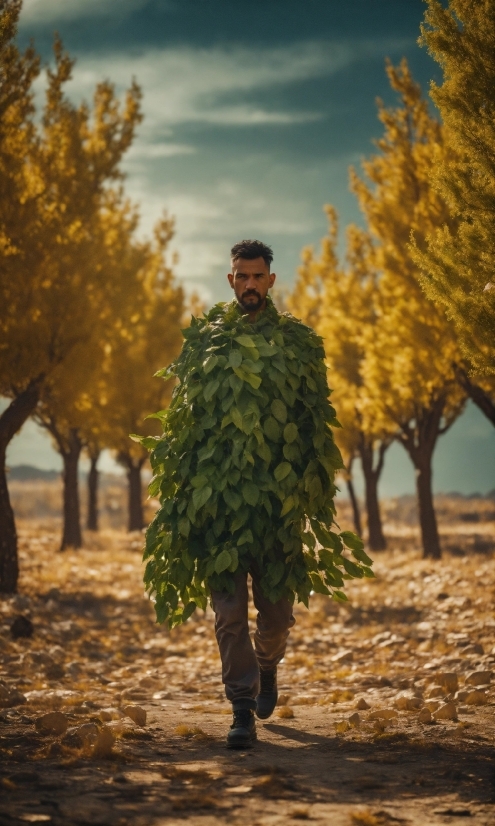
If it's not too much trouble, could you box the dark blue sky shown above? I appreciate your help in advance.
[10,0,494,494]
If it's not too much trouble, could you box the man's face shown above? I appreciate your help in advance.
[228,256,276,313]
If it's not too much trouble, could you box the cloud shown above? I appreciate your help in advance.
[126,143,197,160]
[62,40,383,133]
[22,0,149,23]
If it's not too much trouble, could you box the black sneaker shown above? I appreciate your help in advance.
[256,667,278,719]
[226,708,257,749]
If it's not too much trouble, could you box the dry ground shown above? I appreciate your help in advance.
[0,498,494,826]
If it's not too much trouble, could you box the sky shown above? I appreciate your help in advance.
[7,0,495,496]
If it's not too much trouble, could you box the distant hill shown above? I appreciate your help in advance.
[8,465,60,481]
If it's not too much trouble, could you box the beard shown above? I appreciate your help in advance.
[239,289,263,312]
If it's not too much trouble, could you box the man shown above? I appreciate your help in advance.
[142,238,364,749]
[212,239,295,748]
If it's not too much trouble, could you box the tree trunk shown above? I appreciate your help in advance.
[346,476,362,537]
[86,451,100,532]
[60,429,83,550]
[358,438,388,551]
[0,382,42,593]
[455,365,495,426]
[415,456,441,560]
[126,459,145,532]
[398,396,448,560]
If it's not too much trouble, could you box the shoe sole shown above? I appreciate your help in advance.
[256,709,275,720]
[226,732,257,749]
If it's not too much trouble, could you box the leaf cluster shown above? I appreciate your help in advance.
[138,298,372,627]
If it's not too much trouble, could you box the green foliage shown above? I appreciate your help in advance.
[139,297,372,627]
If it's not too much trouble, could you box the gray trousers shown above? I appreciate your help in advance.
[210,568,295,711]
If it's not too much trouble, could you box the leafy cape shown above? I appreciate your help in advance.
[137,297,373,627]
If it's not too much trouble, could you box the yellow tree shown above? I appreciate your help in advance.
[35,195,150,550]
[412,0,495,423]
[351,59,465,559]
[0,12,142,587]
[104,216,186,532]
[0,0,41,591]
[288,209,394,550]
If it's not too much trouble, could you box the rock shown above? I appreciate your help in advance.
[106,718,137,736]
[356,697,370,710]
[121,686,147,701]
[35,711,68,735]
[437,672,458,692]
[465,670,492,687]
[465,689,488,706]
[0,685,26,709]
[12,594,31,612]
[368,709,398,721]
[418,707,432,723]
[66,662,82,678]
[332,650,353,664]
[138,676,158,689]
[428,686,446,699]
[48,645,65,661]
[348,712,361,727]
[335,720,351,733]
[99,707,124,722]
[462,643,484,656]
[395,693,423,711]
[93,725,115,757]
[123,704,146,727]
[433,702,457,721]
[74,722,100,744]
[10,615,33,639]
[25,651,53,667]
[45,663,65,681]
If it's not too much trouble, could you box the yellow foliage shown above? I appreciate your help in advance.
[416,0,495,378]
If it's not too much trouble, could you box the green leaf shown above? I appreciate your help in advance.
[231,508,249,531]
[178,517,190,538]
[204,378,220,402]
[310,573,331,595]
[203,354,219,374]
[280,495,295,516]
[242,481,260,506]
[235,334,256,348]
[245,372,262,390]
[215,549,232,574]
[223,488,242,511]
[256,440,272,462]
[228,547,239,572]
[230,406,244,430]
[341,557,364,578]
[192,485,212,510]
[283,422,298,443]
[271,398,288,424]
[340,530,365,552]
[182,602,197,621]
[263,416,281,441]
[351,547,374,566]
[274,461,291,482]
[130,433,153,447]
[229,350,242,368]
[191,474,209,488]
[332,590,348,603]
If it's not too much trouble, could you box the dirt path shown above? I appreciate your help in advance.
[0,515,494,825]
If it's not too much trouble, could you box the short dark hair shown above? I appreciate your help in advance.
[231,239,273,269]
